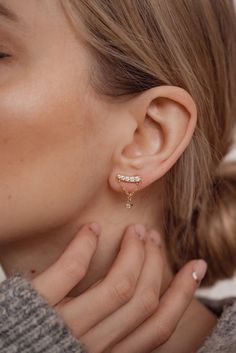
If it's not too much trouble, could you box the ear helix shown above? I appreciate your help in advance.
[116,174,142,208]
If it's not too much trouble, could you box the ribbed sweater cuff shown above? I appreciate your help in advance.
[0,272,87,353]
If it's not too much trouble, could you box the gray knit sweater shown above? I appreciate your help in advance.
[0,272,235,353]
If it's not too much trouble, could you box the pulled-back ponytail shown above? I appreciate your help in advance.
[166,160,236,286]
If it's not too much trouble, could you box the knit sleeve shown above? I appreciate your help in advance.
[0,272,88,353]
[196,296,236,353]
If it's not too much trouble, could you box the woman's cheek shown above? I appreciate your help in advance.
[0,82,99,242]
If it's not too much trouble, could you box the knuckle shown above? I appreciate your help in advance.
[60,256,87,280]
[138,288,159,316]
[160,326,172,343]
[155,322,172,345]
[110,274,136,304]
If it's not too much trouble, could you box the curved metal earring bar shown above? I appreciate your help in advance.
[116,174,142,208]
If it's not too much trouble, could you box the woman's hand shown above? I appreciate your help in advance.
[31,223,207,353]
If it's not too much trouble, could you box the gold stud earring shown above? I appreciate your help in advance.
[116,174,142,208]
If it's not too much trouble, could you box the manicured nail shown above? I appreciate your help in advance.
[88,222,101,236]
[149,229,162,247]
[134,224,146,240]
[192,260,208,284]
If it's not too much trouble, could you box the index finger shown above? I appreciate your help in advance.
[32,223,100,306]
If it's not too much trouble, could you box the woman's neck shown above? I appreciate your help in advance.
[0,190,172,295]
[0,181,168,292]
[0,186,218,352]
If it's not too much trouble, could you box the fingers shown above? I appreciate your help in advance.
[112,259,207,353]
[57,224,147,335]
[32,223,100,306]
[80,230,164,353]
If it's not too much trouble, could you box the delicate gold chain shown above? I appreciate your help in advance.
[117,179,141,208]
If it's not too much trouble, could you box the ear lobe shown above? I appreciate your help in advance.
[109,86,197,193]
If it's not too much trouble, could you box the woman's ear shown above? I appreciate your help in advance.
[109,85,197,193]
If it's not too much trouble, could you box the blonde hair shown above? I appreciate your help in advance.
[61,0,236,286]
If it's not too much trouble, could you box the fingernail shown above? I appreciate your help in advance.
[134,224,146,240]
[149,229,162,247]
[192,260,208,284]
[88,222,101,236]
